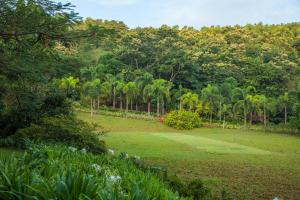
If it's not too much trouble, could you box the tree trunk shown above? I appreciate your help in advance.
[147,101,151,116]
[130,101,133,110]
[97,96,100,110]
[135,103,138,111]
[219,101,222,122]
[223,114,226,129]
[162,101,165,115]
[157,97,160,117]
[93,99,96,111]
[250,112,253,126]
[120,95,123,110]
[126,96,129,113]
[90,99,93,117]
[264,104,266,128]
[113,86,116,109]
[210,106,213,124]
[285,106,287,125]
[244,105,247,127]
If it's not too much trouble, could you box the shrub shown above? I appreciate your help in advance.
[187,179,211,200]
[165,175,188,196]
[164,110,201,130]
[11,116,107,153]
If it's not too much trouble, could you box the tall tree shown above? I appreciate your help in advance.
[83,79,101,117]
[218,77,237,122]
[278,92,290,125]
[153,79,172,116]
[201,84,219,123]
[57,76,79,98]
[116,81,125,110]
[104,74,118,109]
[123,82,138,113]
[232,86,255,127]
[181,92,199,111]
[143,84,155,115]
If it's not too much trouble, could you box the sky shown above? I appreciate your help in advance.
[59,0,300,28]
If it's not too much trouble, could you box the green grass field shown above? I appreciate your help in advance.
[78,112,300,200]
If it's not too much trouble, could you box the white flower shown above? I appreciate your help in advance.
[273,197,282,200]
[125,153,129,159]
[108,149,115,155]
[81,148,87,154]
[108,175,121,183]
[91,164,101,172]
[68,146,77,152]
[134,155,140,160]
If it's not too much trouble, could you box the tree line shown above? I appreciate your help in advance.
[56,72,300,129]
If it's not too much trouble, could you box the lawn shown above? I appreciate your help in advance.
[78,112,300,200]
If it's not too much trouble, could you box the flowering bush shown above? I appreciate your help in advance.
[164,110,202,130]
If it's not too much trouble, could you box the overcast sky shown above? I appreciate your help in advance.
[59,0,300,28]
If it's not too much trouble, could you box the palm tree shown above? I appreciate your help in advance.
[221,104,231,129]
[83,79,101,117]
[219,77,237,122]
[135,72,154,111]
[201,84,219,123]
[162,82,172,115]
[174,85,189,110]
[123,82,138,113]
[278,92,289,125]
[58,76,79,97]
[247,94,262,125]
[266,98,278,125]
[153,79,172,116]
[104,74,117,109]
[181,92,199,111]
[116,81,125,110]
[232,86,255,127]
[143,84,154,115]
[101,81,111,106]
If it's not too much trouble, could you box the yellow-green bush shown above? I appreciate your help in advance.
[164,110,201,130]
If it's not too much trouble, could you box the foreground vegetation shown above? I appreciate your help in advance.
[78,112,300,200]
[0,143,184,199]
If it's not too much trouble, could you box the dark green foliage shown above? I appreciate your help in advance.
[0,85,73,137]
[187,179,211,200]
[13,116,107,153]
[164,176,230,200]
[76,19,300,130]
[290,84,300,130]
[165,175,188,196]
[164,110,201,130]
[0,0,84,138]
[0,144,182,199]
[41,91,73,117]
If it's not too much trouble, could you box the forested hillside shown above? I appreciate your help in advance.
[80,19,300,96]
[74,19,300,128]
[1,0,300,135]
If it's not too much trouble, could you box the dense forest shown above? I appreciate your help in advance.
[1,0,300,138]
[1,1,300,199]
